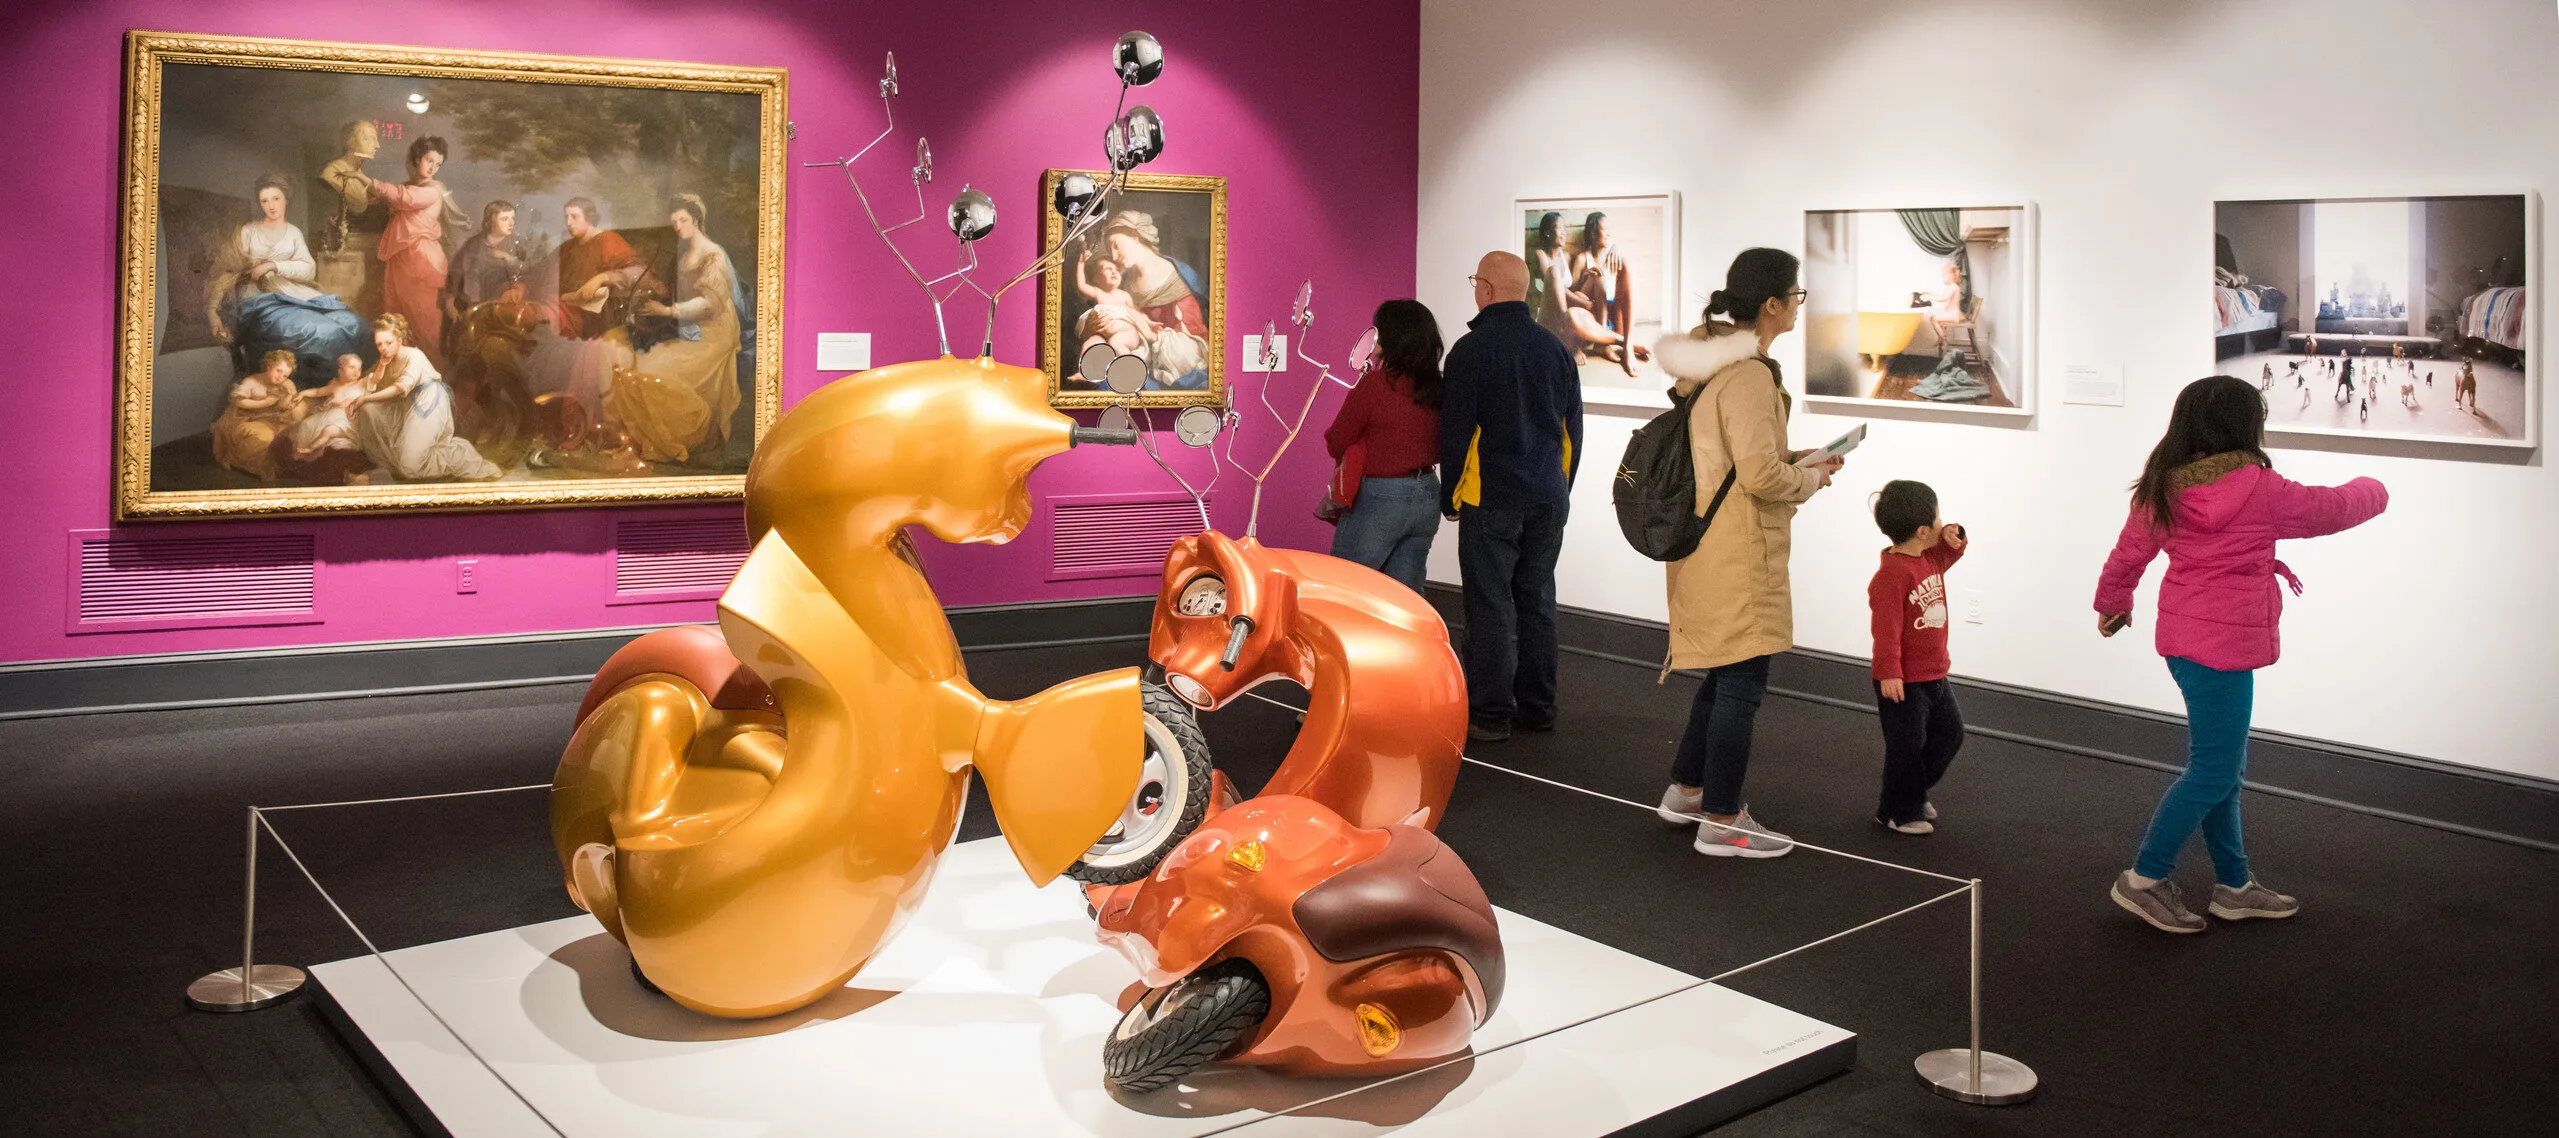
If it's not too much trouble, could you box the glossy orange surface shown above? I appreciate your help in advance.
[1148,533,1467,831]
[551,355,1144,1018]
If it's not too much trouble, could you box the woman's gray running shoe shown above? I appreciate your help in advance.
[1657,784,1705,825]
[1695,809,1794,858]
[2112,871,2206,934]
[2208,880,2299,920]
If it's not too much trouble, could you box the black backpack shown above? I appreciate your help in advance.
[1611,383,1736,562]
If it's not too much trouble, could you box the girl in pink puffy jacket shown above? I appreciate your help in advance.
[2094,376,2386,935]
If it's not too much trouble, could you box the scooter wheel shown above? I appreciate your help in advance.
[1104,958,1271,1095]
[1065,682,1213,886]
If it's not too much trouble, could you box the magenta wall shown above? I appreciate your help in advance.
[0,0,1418,663]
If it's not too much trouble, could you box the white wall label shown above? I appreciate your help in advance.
[816,332,872,372]
[2062,362,2123,407]
[1241,334,1287,372]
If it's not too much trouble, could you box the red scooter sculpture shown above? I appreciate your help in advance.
[1084,289,1505,1093]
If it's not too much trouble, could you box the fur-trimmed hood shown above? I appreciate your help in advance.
[1655,321,1769,396]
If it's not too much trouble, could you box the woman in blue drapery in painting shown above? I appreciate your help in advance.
[1098,210,1210,390]
[210,174,368,388]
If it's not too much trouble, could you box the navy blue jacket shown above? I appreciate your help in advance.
[1437,301,1584,514]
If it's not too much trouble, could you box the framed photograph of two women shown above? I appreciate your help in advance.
[115,31,787,520]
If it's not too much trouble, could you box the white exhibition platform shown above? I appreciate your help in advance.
[313,838,1852,1137]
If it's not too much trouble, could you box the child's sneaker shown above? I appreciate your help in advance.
[1875,815,1934,835]
[2111,870,2206,934]
[2208,880,2299,921]
[1923,801,1938,821]
[1695,809,1794,858]
[1656,784,1704,825]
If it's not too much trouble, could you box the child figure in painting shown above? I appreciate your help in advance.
[210,348,308,481]
[2097,376,2386,934]
[1867,480,1967,836]
[288,353,370,461]
[1072,248,1163,360]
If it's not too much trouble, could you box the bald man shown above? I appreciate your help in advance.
[1440,250,1585,742]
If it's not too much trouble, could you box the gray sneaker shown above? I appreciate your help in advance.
[2209,880,2300,921]
[1695,808,1794,858]
[1656,784,1705,825]
[2111,871,2206,934]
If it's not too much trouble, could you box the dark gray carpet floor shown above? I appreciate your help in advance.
[3,641,2553,1136]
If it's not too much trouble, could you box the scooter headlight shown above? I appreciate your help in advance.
[1166,672,1213,708]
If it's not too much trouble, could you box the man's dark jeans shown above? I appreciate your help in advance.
[1456,501,1566,731]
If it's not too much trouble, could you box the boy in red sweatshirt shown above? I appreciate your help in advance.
[1868,480,1967,834]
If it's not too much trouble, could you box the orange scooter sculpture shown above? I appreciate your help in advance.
[549,40,1210,1019]
[1083,288,1505,1092]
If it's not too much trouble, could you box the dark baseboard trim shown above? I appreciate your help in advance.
[0,594,1156,722]
[1418,583,2559,854]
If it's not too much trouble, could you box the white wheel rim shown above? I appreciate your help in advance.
[1080,714,1186,870]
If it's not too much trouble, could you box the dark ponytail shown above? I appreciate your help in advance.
[2129,376,2272,533]
[1705,247,1800,327]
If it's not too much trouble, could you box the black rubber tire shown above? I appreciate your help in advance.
[1064,682,1214,886]
[1103,958,1271,1094]
[630,955,664,997]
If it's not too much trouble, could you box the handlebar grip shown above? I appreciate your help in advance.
[1219,616,1254,671]
[1070,427,1139,448]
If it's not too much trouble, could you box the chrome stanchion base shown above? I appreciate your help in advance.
[1914,1048,2037,1105]
[186,964,307,1013]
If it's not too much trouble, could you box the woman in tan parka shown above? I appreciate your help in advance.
[1648,248,1842,859]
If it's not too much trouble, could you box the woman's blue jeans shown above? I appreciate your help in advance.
[2134,656,2255,888]
[1328,471,1440,598]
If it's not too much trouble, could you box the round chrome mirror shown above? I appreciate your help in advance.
[946,187,995,243]
[882,53,899,97]
[1097,406,1132,432]
[1078,342,1117,387]
[1116,106,1165,166]
[1174,406,1220,448]
[1053,171,1099,221]
[1114,31,1165,87]
[1348,325,1380,373]
[913,137,933,184]
[1105,353,1149,394]
[1292,281,1314,327]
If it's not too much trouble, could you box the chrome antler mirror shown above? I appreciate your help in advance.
[946,187,995,243]
[1115,31,1164,86]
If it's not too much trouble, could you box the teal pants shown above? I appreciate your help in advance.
[2134,656,2254,889]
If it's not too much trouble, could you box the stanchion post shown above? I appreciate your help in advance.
[1914,877,2036,1104]
[185,807,307,1013]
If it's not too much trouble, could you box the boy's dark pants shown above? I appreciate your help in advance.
[1875,678,1964,824]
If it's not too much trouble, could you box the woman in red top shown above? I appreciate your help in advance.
[1322,299,1445,596]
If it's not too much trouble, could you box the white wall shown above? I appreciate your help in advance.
[1420,0,2558,780]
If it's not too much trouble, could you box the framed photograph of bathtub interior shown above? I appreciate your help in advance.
[2213,193,2536,449]
[1042,170,1228,409]
[1517,193,1680,410]
[114,30,788,520]
[1802,205,2037,416]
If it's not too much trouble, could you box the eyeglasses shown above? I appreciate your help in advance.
[1786,288,1810,302]
[1466,275,1486,287]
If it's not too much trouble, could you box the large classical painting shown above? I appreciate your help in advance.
[116,31,787,519]
[1519,193,1678,409]
[1041,170,1226,408]
[1803,205,2036,416]
[2213,194,2535,449]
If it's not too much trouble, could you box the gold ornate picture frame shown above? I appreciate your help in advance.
[116,30,787,519]
[1040,170,1226,409]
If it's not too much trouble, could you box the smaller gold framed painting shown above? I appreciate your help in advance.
[1040,170,1227,409]
[116,30,787,520]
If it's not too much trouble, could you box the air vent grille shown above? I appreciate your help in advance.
[1050,496,1205,580]
[76,533,315,628]
[615,517,749,598]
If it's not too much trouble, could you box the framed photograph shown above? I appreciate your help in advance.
[1802,204,2037,416]
[116,31,787,520]
[1518,193,1679,410]
[2213,193,2535,449]
[1041,170,1227,408]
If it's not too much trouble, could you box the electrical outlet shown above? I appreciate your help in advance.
[1241,334,1287,372]
[456,559,479,594]
[1963,589,1983,625]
